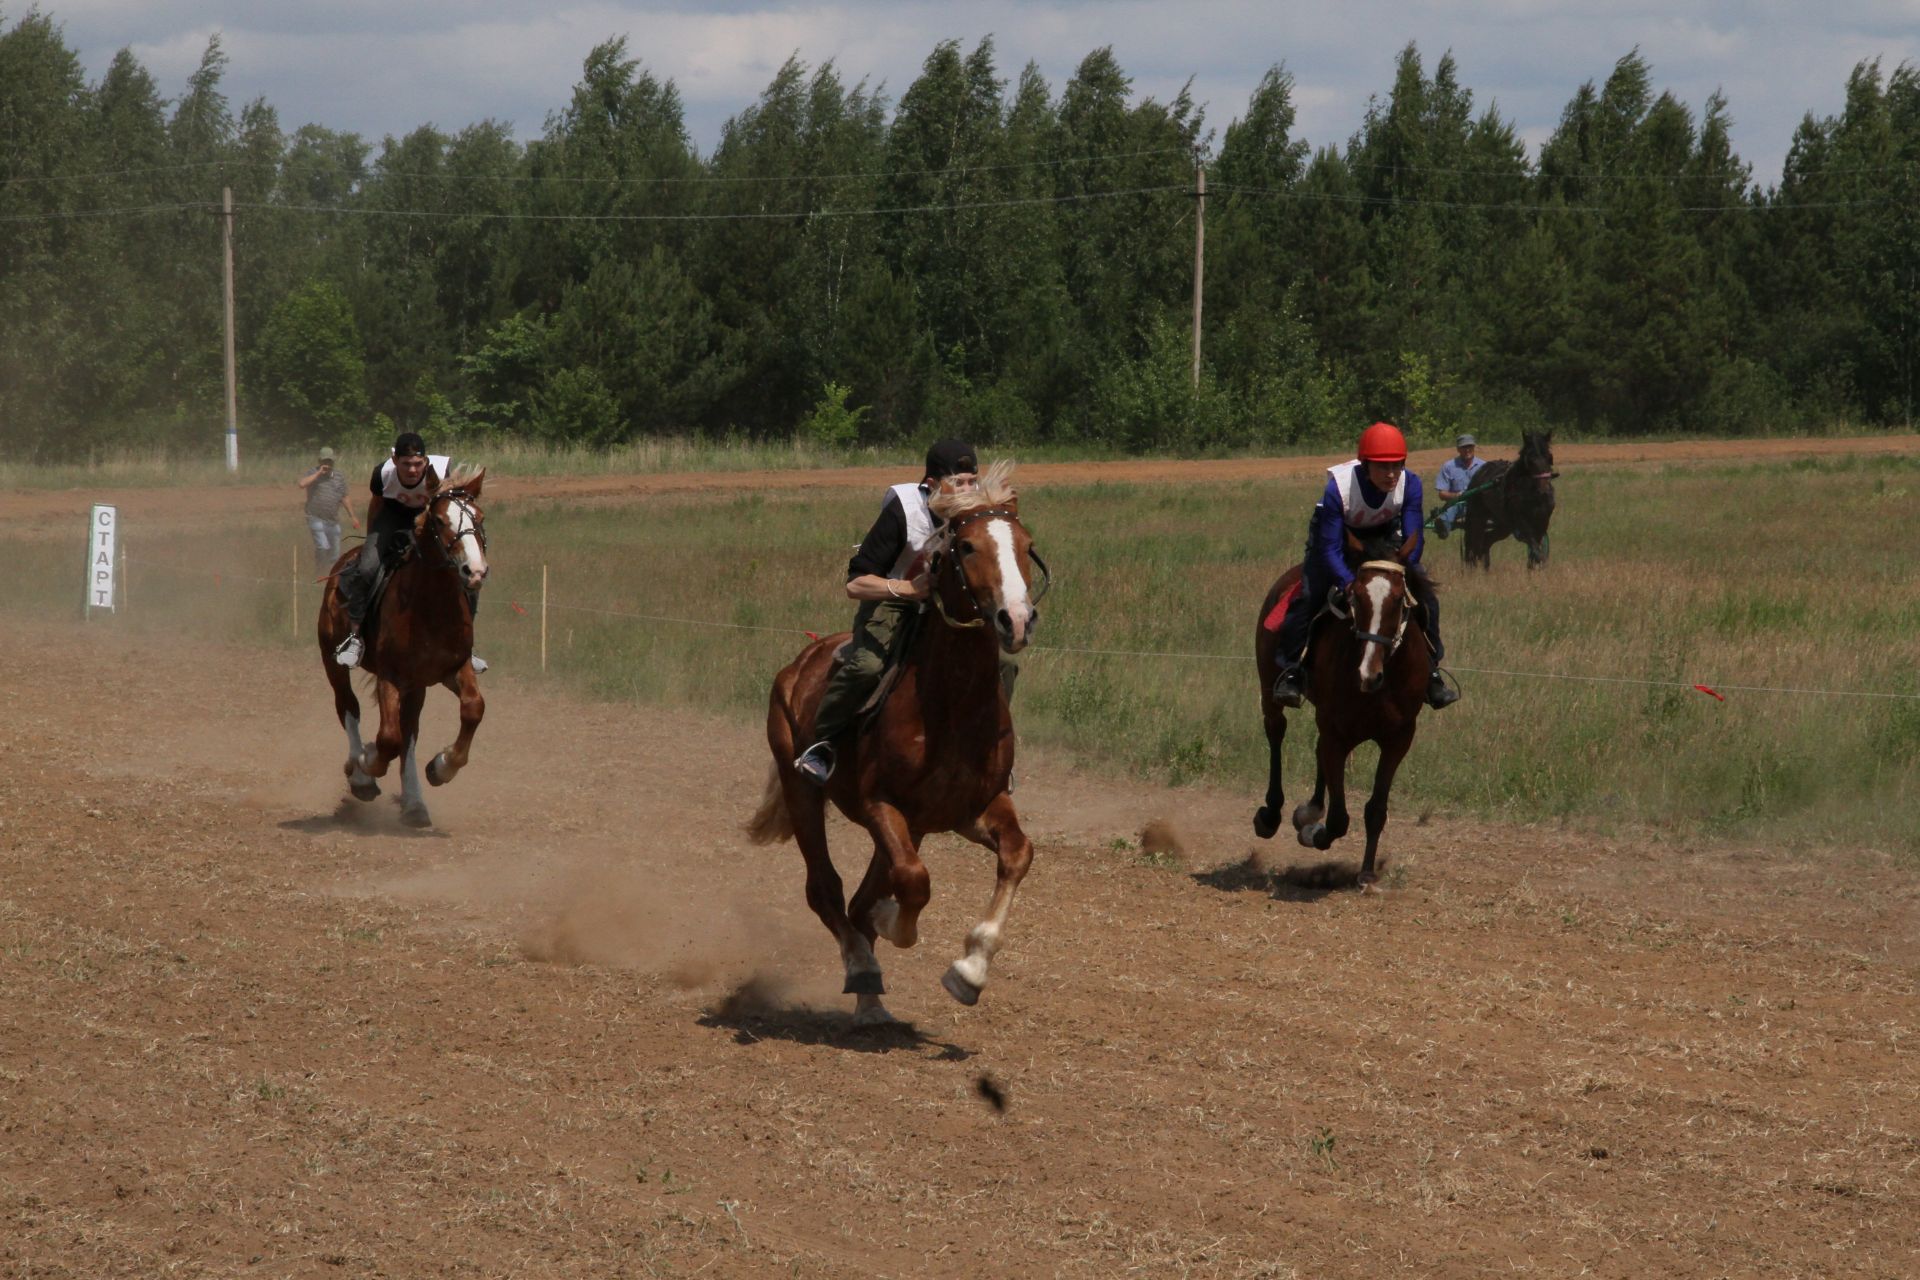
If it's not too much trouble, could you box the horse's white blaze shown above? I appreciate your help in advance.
[985,518,1031,650]
[448,505,488,585]
[1356,573,1394,684]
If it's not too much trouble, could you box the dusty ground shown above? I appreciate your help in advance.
[2,607,1916,1278]
[5,434,1917,536]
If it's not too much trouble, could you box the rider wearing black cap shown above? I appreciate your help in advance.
[793,438,1009,785]
[332,431,464,671]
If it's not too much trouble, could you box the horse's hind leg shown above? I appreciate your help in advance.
[1300,735,1351,854]
[944,794,1035,1007]
[1292,763,1326,839]
[397,688,431,828]
[784,774,884,1007]
[427,664,485,786]
[1359,727,1416,887]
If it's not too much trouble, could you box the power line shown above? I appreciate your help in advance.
[237,185,1191,222]
[1208,182,1901,215]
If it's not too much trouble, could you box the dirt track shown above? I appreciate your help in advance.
[3,613,1916,1278]
[5,434,1917,535]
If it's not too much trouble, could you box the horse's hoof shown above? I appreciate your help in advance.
[1290,803,1323,832]
[1299,822,1329,850]
[842,969,885,996]
[349,777,381,803]
[399,805,432,829]
[850,1001,897,1028]
[1252,807,1279,840]
[425,753,454,787]
[941,965,983,1007]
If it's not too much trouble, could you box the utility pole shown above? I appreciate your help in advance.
[222,186,239,473]
[1191,163,1206,392]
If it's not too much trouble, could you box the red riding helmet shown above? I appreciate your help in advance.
[1357,421,1408,463]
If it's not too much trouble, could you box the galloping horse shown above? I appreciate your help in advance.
[318,469,489,828]
[747,463,1044,1025]
[1253,556,1429,886]
[1462,429,1557,570]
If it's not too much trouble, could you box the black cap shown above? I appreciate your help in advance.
[924,438,977,481]
[392,431,427,457]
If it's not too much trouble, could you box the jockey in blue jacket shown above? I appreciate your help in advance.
[1270,421,1458,710]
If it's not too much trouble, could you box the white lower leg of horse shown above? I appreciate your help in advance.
[949,883,1019,992]
[344,713,373,786]
[868,898,917,948]
[401,735,424,810]
[840,931,881,985]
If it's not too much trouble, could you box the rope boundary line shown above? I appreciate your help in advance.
[126,554,1920,703]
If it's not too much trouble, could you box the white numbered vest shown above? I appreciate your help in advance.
[1328,459,1406,530]
[379,454,451,511]
[886,482,937,577]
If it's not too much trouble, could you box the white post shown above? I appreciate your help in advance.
[1191,163,1205,392]
[541,564,549,673]
[293,546,300,638]
[86,504,118,619]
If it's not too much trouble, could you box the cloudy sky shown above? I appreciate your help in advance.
[32,1,1920,186]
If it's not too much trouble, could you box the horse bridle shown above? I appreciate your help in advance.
[420,488,487,573]
[1341,560,1412,654]
[926,506,1050,630]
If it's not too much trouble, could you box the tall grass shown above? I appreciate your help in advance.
[7,455,1915,856]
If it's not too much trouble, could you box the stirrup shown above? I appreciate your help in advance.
[793,742,835,786]
[1271,664,1306,708]
[334,633,364,670]
[1426,669,1460,710]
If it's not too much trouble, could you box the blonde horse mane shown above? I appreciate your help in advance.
[440,463,484,492]
[929,458,1016,521]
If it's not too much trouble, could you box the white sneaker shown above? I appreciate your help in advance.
[334,634,364,669]
[470,654,489,674]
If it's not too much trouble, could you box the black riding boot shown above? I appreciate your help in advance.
[1408,568,1458,709]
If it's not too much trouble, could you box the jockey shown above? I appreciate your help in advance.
[793,438,1012,786]
[1270,421,1458,711]
[332,431,486,674]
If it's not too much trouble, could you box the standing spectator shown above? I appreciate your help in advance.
[1431,433,1485,539]
[299,446,360,576]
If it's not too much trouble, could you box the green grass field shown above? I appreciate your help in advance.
[8,454,1915,857]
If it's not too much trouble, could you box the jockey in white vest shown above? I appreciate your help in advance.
[793,438,1015,786]
[331,431,485,674]
[1270,421,1456,710]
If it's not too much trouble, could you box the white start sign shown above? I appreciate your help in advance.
[89,503,117,611]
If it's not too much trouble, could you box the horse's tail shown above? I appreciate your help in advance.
[744,763,794,845]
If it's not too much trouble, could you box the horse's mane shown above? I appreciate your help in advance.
[439,464,483,493]
[929,459,1016,521]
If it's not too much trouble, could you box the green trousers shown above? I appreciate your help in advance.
[810,598,1020,745]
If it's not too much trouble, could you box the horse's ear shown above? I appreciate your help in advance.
[1003,493,1019,517]
[465,468,486,499]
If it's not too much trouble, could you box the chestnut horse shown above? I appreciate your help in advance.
[1253,558,1429,886]
[747,463,1044,1025]
[318,469,489,828]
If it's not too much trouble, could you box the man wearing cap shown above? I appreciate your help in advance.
[793,438,1013,785]
[1431,433,1485,539]
[298,447,361,576]
[1269,421,1457,711]
[332,431,486,673]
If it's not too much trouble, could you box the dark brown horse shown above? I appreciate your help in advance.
[1462,429,1557,570]
[747,462,1043,1025]
[318,469,489,828]
[1253,558,1429,886]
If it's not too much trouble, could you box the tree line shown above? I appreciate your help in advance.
[2,12,1916,461]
